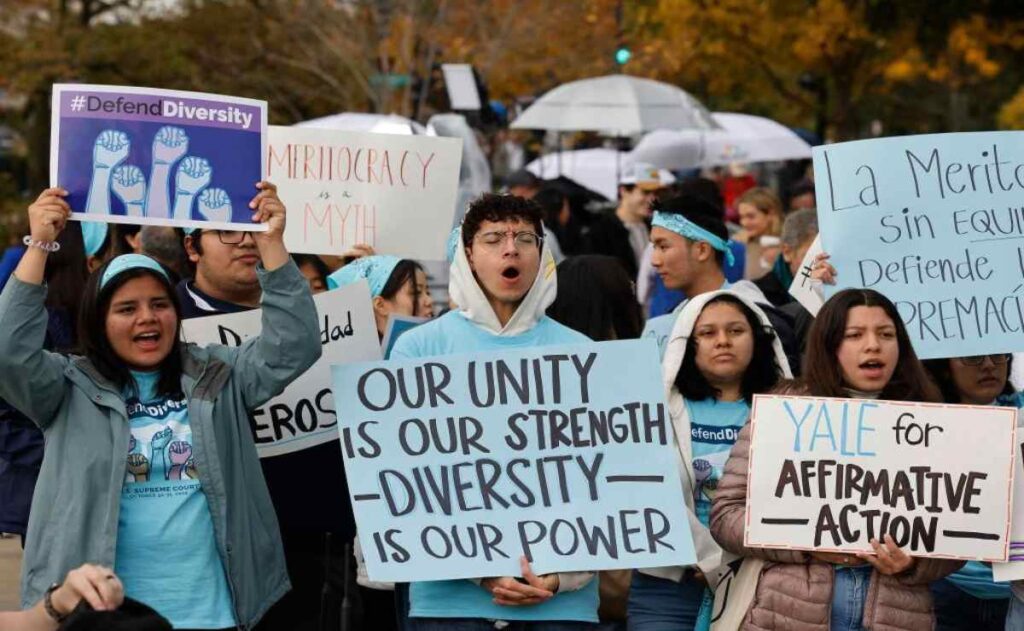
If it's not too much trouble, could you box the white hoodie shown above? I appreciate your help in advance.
[639,289,792,589]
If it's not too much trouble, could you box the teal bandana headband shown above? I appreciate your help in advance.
[100,254,170,290]
[446,226,462,263]
[327,255,402,297]
[82,222,109,257]
[652,211,735,266]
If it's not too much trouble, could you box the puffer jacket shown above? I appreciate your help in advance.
[710,420,964,630]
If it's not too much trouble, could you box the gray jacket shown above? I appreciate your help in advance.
[0,260,321,629]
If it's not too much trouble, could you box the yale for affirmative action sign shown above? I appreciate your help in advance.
[746,395,1016,561]
[814,131,1024,359]
[331,339,696,582]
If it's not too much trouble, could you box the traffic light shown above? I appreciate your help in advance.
[615,45,631,66]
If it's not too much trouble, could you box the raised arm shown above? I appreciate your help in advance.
[0,189,72,426]
[228,182,321,408]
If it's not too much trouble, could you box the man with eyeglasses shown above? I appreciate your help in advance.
[391,193,599,629]
[178,227,263,318]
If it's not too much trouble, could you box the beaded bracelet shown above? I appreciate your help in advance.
[23,235,61,253]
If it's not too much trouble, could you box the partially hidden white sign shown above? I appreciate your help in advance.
[268,125,463,259]
[180,281,382,457]
[745,394,1016,561]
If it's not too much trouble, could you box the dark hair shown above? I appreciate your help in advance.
[461,193,544,246]
[670,176,725,215]
[798,289,941,402]
[293,253,330,286]
[94,224,141,260]
[532,186,568,229]
[78,262,184,398]
[923,356,1015,404]
[674,295,781,403]
[379,259,419,303]
[547,255,643,341]
[652,192,729,266]
[45,222,89,350]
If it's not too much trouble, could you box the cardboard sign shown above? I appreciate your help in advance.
[181,282,381,458]
[787,236,825,316]
[813,131,1024,359]
[746,394,1016,561]
[267,125,462,259]
[332,339,696,582]
[52,84,267,231]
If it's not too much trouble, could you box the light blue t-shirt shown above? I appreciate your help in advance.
[115,370,235,629]
[392,311,600,623]
[687,397,750,528]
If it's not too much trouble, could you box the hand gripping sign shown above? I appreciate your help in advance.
[745,394,1016,561]
[331,339,697,582]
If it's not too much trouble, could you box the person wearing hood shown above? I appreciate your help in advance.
[327,254,424,338]
[643,192,800,371]
[629,290,790,630]
[391,193,598,629]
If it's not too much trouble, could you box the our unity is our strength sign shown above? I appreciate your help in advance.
[332,340,696,582]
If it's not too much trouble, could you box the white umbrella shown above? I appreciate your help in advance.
[511,74,718,135]
[295,112,427,135]
[526,148,633,201]
[631,112,813,169]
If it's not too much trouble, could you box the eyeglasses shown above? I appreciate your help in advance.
[958,354,1011,366]
[202,230,253,245]
[474,230,542,250]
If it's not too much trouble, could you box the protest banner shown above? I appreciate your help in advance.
[52,84,267,231]
[381,313,428,359]
[332,339,696,582]
[267,125,462,259]
[181,282,381,458]
[787,235,824,316]
[994,428,1024,581]
[745,394,1016,560]
[813,131,1024,359]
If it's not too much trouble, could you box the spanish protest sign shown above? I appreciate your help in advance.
[181,281,381,458]
[331,339,696,582]
[267,125,463,260]
[52,84,267,231]
[994,427,1024,581]
[812,131,1024,359]
[745,394,1016,560]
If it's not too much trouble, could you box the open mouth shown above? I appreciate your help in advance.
[501,266,521,281]
[133,332,162,349]
[859,359,885,376]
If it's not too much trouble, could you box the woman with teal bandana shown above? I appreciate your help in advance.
[0,185,321,630]
[327,254,423,338]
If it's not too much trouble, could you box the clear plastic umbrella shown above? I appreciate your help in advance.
[631,112,813,169]
[510,74,718,135]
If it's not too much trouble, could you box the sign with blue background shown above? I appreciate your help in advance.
[331,339,696,582]
[813,131,1024,359]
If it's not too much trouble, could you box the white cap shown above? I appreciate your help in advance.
[619,162,663,190]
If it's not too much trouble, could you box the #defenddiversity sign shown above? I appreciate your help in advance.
[745,395,1016,561]
[331,339,697,582]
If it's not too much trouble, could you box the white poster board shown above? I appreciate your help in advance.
[442,64,482,110]
[787,235,824,316]
[746,394,1016,561]
[180,282,382,458]
[267,125,462,259]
